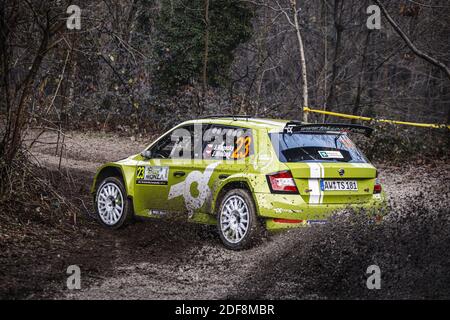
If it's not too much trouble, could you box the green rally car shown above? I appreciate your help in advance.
[92,116,385,249]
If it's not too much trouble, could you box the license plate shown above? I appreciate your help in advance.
[320,180,358,191]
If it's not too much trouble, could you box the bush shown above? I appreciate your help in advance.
[354,123,449,164]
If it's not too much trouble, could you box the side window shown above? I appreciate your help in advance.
[202,126,253,160]
[149,133,175,159]
[150,125,194,159]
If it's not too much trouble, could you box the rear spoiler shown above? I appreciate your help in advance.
[284,123,374,137]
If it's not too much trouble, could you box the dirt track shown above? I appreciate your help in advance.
[25,130,450,299]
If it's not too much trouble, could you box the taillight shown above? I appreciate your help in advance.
[374,178,382,194]
[267,171,298,194]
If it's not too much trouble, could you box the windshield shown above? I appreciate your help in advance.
[269,132,368,163]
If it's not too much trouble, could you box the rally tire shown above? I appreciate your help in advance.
[95,177,132,229]
[217,189,262,250]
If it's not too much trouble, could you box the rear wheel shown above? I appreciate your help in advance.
[217,189,262,250]
[95,177,132,229]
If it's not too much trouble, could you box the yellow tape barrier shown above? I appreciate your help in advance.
[303,107,450,129]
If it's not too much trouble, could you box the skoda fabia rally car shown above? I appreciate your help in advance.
[92,116,385,249]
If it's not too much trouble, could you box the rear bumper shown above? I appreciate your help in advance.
[254,192,386,231]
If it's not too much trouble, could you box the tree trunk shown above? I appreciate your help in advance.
[351,30,371,122]
[325,0,343,119]
[201,0,210,113]
[290,0,309,122]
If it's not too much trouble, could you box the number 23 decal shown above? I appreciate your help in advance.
[136,166,145,179]
[232,136,252,159]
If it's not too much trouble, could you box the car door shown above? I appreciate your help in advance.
[165,123,209,214]
[133,124,203,217]
[195,124,255,214]
[165,123,246,217]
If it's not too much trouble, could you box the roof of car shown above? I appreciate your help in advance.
[181,117,292,130]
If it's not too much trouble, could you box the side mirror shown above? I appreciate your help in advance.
[141,150,152,159]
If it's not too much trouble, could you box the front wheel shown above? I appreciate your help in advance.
[217,189,262,250]
[95,177,132,229]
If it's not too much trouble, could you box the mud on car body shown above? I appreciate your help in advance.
[92,117,386,250]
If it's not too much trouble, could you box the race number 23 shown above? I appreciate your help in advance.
[136,166,145,179]
[232,136,251,159]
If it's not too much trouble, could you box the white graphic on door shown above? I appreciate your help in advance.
[168,162,221,217]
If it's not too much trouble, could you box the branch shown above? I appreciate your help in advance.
[374,0,450,81]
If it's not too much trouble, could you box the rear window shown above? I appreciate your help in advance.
[269,132,368,163]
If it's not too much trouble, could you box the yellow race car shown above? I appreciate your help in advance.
[92,116,385,249]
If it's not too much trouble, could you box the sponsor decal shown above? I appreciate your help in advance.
[211,143,234,159]
[340,135,356,149]
[318,150,344,159]
[307,220,327,225]
[168,162,220,217]
[203,143,214,158]
[136,166,169,185]
[148,209,168,216]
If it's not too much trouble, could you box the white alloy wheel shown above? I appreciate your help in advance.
[97,182,124,226]
[220,195,250,244]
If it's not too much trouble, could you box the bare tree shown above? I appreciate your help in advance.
[374,0,450,81]
[202,0,210,105]
[325,0,344,118]
[290,0,309,121]
[0,1,66,166]
[245,0,310,120]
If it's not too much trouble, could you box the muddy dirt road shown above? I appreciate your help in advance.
[26,130,449,299]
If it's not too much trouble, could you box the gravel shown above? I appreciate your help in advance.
[9,130,447,299]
